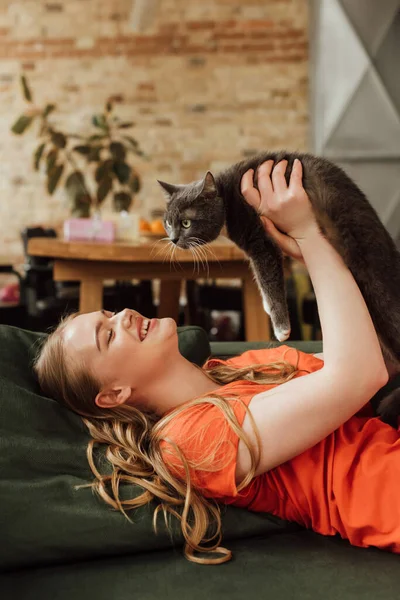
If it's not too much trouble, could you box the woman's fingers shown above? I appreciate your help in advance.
[241,169,261,211]
[271,160,288,195]
[262,217,304,262]
[289,158,303,190]
[257,160,274,198]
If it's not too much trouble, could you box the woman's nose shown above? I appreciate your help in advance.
[117,308,143,326]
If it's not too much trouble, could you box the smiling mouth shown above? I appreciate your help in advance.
[140,318,152,341]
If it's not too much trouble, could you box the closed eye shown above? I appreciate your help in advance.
[101,310,115,347]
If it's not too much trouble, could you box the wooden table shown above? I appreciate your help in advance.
[28,237,271,341]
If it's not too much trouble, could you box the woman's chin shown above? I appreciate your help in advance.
[164,317,178,335]
[154,317,177,339]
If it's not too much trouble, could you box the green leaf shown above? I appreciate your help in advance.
[95,159,113,182]
[66,173,92,214]
[47,163,64,195]
[46,148,58,173]
[121,135,139,148]
[11,114,34,135]
[87,146,102,163]
[51,131,67,149]
[113,161,131,184]
[73,144,91,155]
[71,193,91,218]
[43,103,56,118]
[97,174,113,204]
[39,121,47,137]
[65,170,86,197]
[87,146,103,162]
[88,133,107,142]
[117,121,135,129]
[92,114,108,131]
[109,141,126,161]
[134,149,150,161]
[113,191,132,212]
[129,173,141,194]
[33,142,46,171]
[20,75,32,102]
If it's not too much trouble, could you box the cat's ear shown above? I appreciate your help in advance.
[201,171,217,198]
[157,180,179,202]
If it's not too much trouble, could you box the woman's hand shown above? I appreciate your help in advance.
[241,159,318,259]
[258,216,305,263]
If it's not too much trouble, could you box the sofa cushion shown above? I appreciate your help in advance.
[0,324,289,572]
[2,531,399,600]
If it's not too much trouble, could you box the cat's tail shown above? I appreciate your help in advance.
[377,388,400,428]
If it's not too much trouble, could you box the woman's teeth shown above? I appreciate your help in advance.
[140,319,150,341]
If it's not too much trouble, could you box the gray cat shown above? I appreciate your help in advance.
[158,151,400,421]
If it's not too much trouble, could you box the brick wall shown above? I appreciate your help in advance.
[0,0,308,260]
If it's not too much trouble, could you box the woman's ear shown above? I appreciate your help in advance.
[95,385,132,409]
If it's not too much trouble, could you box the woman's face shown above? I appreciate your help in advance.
[62,308,178,406]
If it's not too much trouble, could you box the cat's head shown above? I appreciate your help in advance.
[157,172,225,248]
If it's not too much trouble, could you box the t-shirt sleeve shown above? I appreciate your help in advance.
[159,346,324,501]
[158,398,247,500]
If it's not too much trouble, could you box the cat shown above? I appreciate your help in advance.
[157,151,400,423]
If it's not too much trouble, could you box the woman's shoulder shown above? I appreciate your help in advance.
[157,393,247,499]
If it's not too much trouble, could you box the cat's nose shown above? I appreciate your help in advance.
[171,237,179,245]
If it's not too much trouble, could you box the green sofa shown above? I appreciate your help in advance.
[1,324,400,599]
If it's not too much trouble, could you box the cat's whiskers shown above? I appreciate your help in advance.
[195,245,210,277]
[159,241,172,264]
[150,235,218,279]
[199,242,220,272]
[188,236,222,278]
[187,239,206,277]
[200,241,221,267]
[170,242,185,273]
[196,245,210,279]
[149,237,171,260]
[190,243,206,277]
[186,242,199,275]
[156,239,180,272]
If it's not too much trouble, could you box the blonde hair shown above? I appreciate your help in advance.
[33,312,300,565]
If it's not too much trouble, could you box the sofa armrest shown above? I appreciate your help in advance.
[210,340,323,360]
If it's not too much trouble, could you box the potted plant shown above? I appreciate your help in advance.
[11,74,148,241]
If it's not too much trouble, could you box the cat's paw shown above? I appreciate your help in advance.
[262,298,271,316]
[274,327,291,342]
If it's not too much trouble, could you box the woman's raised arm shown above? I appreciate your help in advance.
[235,159,388,480]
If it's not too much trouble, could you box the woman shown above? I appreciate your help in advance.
[34,159,392,566]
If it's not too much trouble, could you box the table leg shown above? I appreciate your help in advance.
[158,280,181,323]
[80,279,103,313]
[242,275,271,341]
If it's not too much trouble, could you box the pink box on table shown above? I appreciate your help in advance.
[63,218,115,242]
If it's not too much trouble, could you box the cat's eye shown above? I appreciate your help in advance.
[165,219,171,228]
[181,219,191,229]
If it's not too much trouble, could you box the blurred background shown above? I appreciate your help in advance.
[0,0,399,340]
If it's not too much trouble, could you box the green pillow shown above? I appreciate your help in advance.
[0,324,287,571]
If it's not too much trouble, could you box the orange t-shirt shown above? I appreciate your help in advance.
[159,346,400,553]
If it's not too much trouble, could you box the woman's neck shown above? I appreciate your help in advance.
[135,357,224,417]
